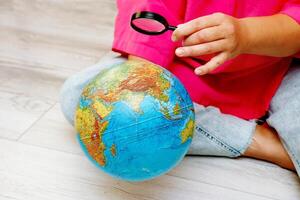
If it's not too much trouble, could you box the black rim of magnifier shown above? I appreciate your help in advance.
[131,11,176,35]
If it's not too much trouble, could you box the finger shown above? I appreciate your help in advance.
[183,26,225,46]
[175,39,227,57]
[172,13,225,42]
[194,52,229,75]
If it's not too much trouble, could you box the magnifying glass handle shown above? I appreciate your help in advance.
[168,25,177,31]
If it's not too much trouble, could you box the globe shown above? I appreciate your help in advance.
[75,60,195,182]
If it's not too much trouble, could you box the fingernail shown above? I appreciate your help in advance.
[171,35,177,42]
[175,48,185,56]
[195,68,204,75]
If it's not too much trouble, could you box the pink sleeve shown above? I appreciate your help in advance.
[280,0,300,58]
[112,0,185,67]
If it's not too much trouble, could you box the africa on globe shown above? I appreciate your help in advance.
[75,60,195,181]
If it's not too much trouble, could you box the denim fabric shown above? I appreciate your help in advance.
[60,56,300,175]
[188,104,256,157]
[267,64,300,175]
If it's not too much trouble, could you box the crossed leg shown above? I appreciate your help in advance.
[244,62,300,172]
[244,125,295,171]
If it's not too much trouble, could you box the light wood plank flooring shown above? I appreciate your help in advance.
[0,1,299,199]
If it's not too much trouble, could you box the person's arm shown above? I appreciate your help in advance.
[172,13,300,75]
[240,14,300,57]
[128,55,154,64]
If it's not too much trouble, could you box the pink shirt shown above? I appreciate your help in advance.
[112,0,300,119]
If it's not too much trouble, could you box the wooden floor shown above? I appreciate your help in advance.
[0,1,300,199]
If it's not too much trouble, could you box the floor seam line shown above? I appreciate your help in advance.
[16,102,57,141]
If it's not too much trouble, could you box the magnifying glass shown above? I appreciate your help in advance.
[130,11,177,35]
[130,11,207,65]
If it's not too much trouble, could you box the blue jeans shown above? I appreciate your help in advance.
[60,56,300,176]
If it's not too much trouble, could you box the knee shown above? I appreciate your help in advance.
[59,74,83,125]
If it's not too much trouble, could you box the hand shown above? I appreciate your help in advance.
[128,55,153,64]
[172,13,247,75]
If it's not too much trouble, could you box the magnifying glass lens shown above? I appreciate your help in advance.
[132,18,166,33]
[131,11,176,35]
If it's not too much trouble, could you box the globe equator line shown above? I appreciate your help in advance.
[86,102,194,133]
[80,116,194,145]
[85,103,194,136]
